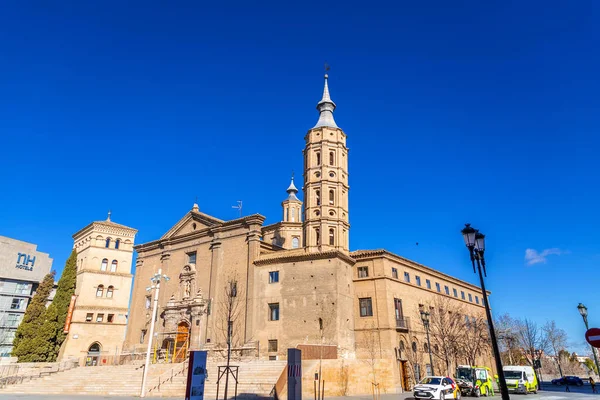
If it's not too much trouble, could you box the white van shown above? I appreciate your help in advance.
[503,366,538,394]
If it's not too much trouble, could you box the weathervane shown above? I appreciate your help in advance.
[232,200,243,218]
[324,62,330,74]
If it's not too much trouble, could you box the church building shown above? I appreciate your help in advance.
[123,74,490,389]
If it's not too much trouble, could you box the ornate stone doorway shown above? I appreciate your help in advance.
[174,321,190,362]
[85,342,102,366]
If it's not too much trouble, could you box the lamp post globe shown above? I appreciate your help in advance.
[461,224,477,249]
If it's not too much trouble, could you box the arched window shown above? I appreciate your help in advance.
[329,190,334,205]
[115,239,120,249]
[292,237,299,249]
[399,341,405,351]
[110,260,117,272]
[291,208,296,222]
[96,285,104,297]
[329,151,335,166]
[412,342,417,353]
[329,228,335,245]
[315,228,320,245]
[316,152,321,165]
[424,343,429,352]
[105,238,111,248]
[106,286,114,298]
[100,259,108,271]
[315,190,321,206]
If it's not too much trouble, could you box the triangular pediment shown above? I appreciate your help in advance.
[161,210,224,240]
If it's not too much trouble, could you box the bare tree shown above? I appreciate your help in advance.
[494,314,520,365]
[458,315,490,366]
[215,276,245,400]
[359,321,382,395]
[215,276,245,357]
[427,298,465,375]
[515,318,548,366]
[543,321,568,377]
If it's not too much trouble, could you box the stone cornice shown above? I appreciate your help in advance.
[75,306,129,312]
[72,221,137,241]
[351,249,488,294]
[77,269,133,278]
[254,249,355,266]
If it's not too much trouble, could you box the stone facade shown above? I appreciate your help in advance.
[59,214,137,365]
[124,75,493,392]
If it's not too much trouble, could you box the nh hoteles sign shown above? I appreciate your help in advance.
[15,253,36,271]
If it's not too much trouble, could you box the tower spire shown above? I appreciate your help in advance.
[313,73,338,129]
[286,174,299,200]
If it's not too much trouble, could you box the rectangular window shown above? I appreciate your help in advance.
[145,295,151,309]
[107,314,114,323]
[453,288,458,297]
[269,355,277,361]
[435,283,441,293]
[269,303,280,321]
[10,298,24,310]
[6,314,19,327]
[357,266,369,278]
[15,283,28,294]
[468,293,473,302]
[404,272,410,283]
[359,298,373,317]
[392,268,398,279]
[268,339,278,352]
[86,313,93,322]
[394,298,405,327]
[461,291,465,300]
[187,252,197,264]
[269,271,279,283]
[416,276,421,286]
[96,313,104,322]
[444,285,449,295]
[475,296,480,304]
[426,279,431,289]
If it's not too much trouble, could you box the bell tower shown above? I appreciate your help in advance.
[303,74,350,252]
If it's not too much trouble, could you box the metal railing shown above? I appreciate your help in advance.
[146,356,189,394]
[396,316,410,331]
[0,360,79,388]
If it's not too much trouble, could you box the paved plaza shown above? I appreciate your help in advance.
[2,384,600,400]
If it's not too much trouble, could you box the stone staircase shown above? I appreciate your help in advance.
[0,359,286,398]
[148,359,287,398]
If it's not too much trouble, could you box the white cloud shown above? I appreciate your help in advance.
[524,248,567,265]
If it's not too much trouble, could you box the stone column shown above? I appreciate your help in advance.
[206,237,222,344]
[190,292,207,351]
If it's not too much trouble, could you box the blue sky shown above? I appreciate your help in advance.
[1,2,598,352]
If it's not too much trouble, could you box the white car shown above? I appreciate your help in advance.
[414,376,461,400]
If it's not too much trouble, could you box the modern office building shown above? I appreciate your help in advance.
[0,236,53,357]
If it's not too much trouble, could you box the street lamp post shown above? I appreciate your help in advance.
[577,303,600,378]
[140,269,170,398]
[420,310,435,376]
[461,224,509,400]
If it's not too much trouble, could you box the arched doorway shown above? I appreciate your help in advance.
[86,342,102,366]
[174,321,190,362]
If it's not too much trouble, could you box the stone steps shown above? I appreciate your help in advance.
[1,360,286,397]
